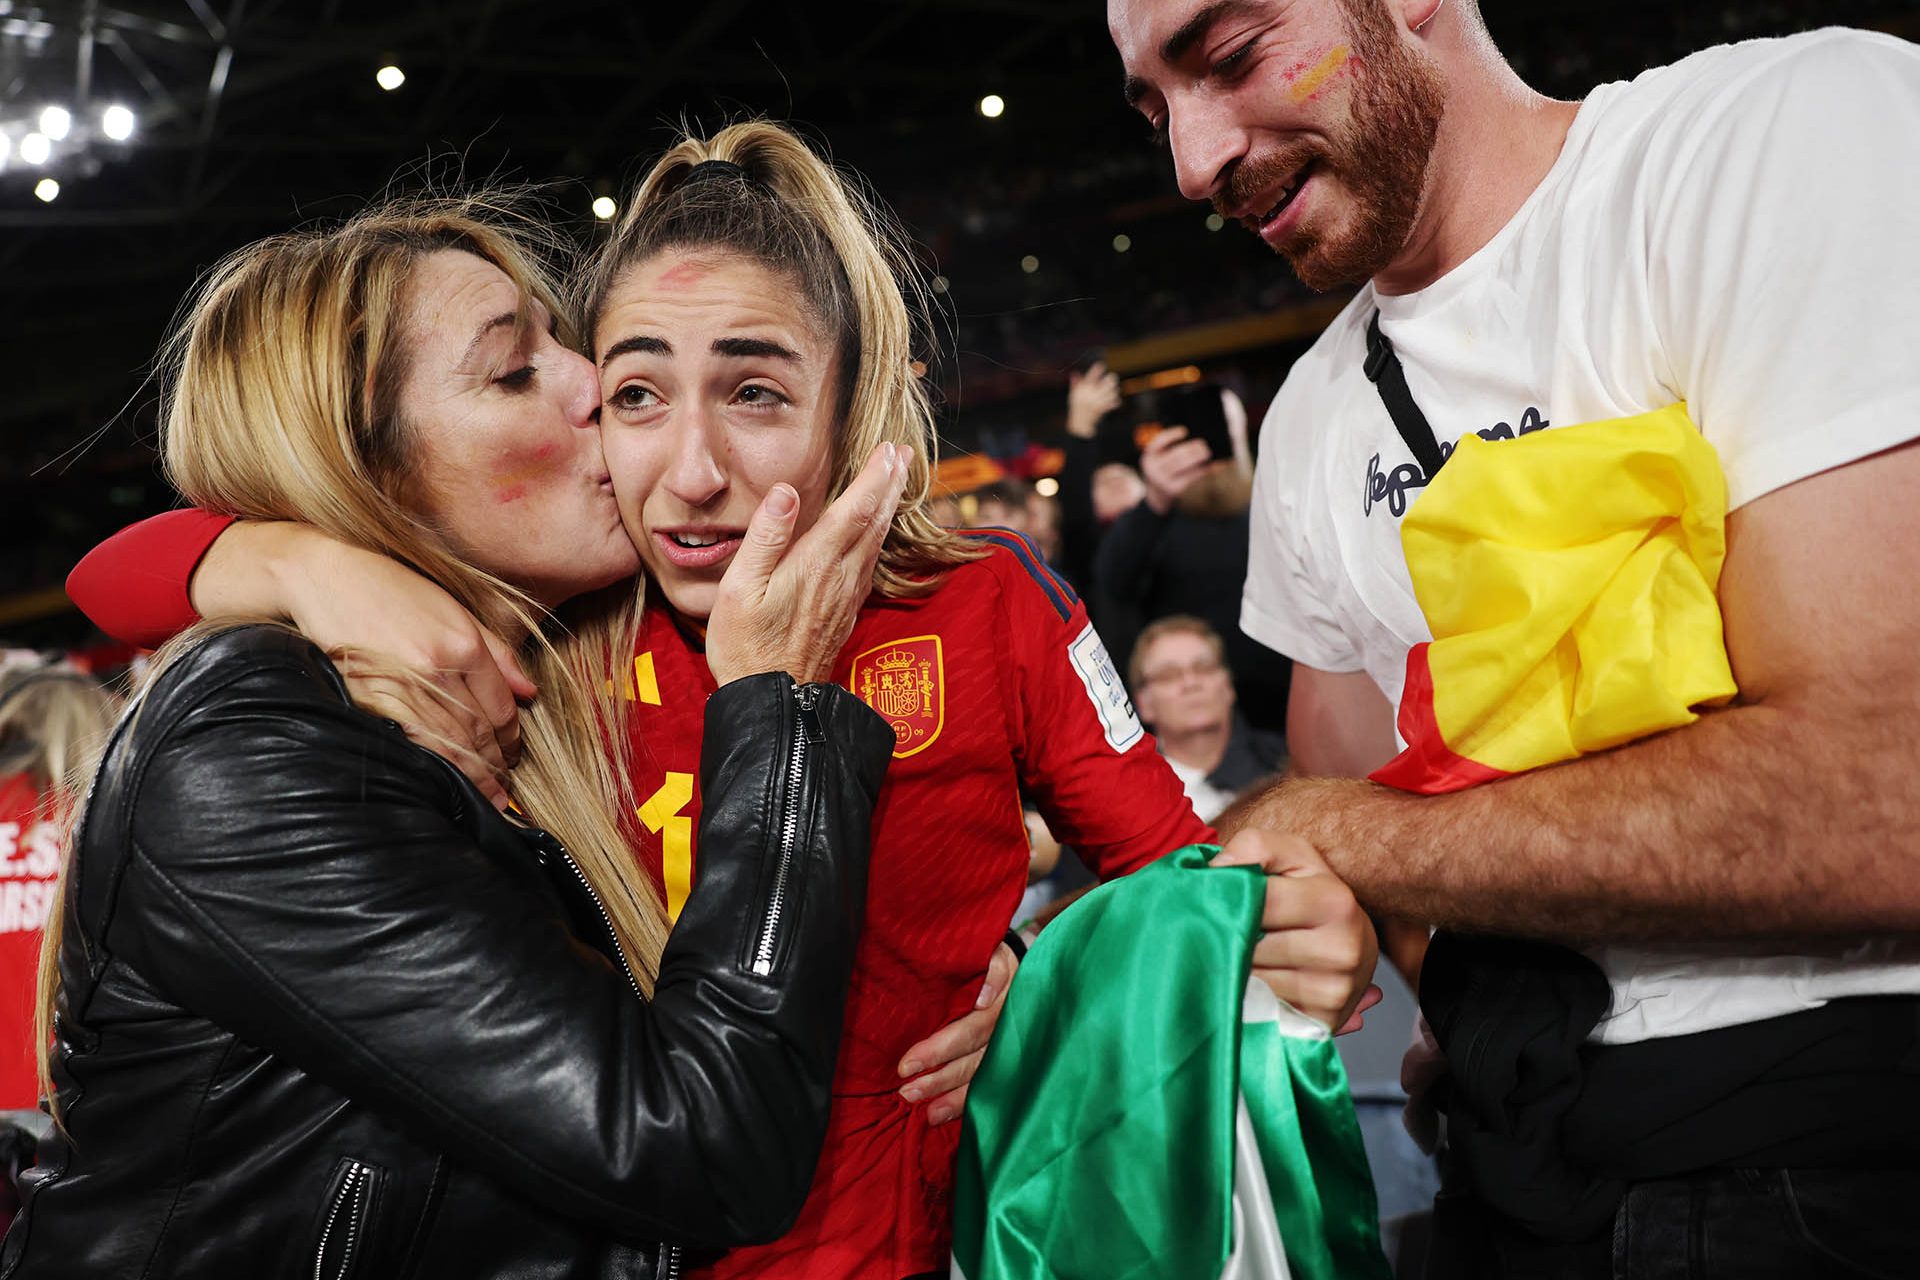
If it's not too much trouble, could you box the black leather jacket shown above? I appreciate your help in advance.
[2,625,893,1280]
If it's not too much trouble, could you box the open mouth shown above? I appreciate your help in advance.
[654,528,744,570]
[1245,160,1317,234]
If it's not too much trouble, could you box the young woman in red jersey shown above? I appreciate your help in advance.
[69,122,1380,1280]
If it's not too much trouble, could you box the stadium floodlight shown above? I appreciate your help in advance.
[102,104,136,141]
[19,132,50,165]
[376,64,406,91]
[35,178,59,203]
[39,106,71,140]
[978,94,1005,119]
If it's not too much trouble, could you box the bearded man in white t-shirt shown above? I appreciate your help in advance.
[1114,1,1920,1275]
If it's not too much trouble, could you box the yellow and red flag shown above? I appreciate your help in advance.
[1370,403,1738,795]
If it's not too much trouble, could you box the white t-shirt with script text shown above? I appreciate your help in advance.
[1242,29,1920,1043]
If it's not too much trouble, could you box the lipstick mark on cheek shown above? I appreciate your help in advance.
[492,441,560,502]
[1286,43,1351,103]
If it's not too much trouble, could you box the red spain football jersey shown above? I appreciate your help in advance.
[622,532,1212,1279]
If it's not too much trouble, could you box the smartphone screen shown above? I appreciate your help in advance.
[1157,384,1233,459]
[1121,383,1232,460]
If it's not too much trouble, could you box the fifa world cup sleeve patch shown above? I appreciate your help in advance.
[1067,623,1143,753]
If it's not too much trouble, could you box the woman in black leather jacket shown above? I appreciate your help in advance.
[3,198,904,1280]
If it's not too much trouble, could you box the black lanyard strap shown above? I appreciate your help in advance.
[1364,308,1447,478]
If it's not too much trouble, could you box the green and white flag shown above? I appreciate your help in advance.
[951,845,1390,1280]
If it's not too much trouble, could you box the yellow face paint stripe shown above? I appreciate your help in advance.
[1288,44,1350,103]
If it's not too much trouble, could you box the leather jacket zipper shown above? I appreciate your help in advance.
[555,844,644,1002]
[553,840,672,1279]
[313,1159,372,1280]
[750,684,824,977]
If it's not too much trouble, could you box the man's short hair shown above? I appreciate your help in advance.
[1128,614,1227,691]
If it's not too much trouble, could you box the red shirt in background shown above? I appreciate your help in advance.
[0,775,65,1111]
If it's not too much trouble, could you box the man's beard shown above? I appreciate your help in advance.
[1221,4,1446,290]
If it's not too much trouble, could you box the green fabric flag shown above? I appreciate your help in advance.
[951,846,1390,1280]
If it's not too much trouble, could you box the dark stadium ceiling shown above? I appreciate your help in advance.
[2,0,1915,640]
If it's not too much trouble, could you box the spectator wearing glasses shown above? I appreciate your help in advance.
[1129,615,1285,824]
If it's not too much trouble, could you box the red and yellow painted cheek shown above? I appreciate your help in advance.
[1282,43,1353,104]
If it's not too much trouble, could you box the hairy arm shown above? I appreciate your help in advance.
[1224,441,1920,943]
[1272,664,1429,984]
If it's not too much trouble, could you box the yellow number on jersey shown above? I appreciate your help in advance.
[638,771,695,921]
[606,651,663,705]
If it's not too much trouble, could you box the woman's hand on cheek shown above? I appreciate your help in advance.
[705,442,905,686]
[896,941,1019,1125]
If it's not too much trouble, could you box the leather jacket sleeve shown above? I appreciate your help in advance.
[99,626,892,1246]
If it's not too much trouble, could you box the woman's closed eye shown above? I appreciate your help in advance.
[494,364,537,390]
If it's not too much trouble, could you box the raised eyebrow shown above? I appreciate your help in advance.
[599,334,672,368]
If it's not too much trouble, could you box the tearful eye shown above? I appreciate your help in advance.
[608,384,658,411]
[735,384,789,407]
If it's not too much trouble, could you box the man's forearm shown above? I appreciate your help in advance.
[1228,690,1918,943]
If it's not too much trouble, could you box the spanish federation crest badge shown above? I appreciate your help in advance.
[851,634,944,758]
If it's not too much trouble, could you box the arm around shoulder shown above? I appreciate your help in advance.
[106,627,892,1245]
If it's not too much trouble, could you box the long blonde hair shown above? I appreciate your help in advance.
[36,195,667,1121]
[0,669,118,796]
[578,119,984,601]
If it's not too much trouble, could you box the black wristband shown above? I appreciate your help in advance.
[1001,928,1029,961]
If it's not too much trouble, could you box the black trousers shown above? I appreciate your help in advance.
[1424,1166,1920,1280]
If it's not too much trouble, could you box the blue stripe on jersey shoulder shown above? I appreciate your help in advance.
[962,527,1077,621]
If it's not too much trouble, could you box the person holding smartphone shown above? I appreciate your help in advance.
[1092,383,1293,731]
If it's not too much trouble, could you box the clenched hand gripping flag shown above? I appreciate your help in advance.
[1370,403,1739,795]
[951,847,1391,1280]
